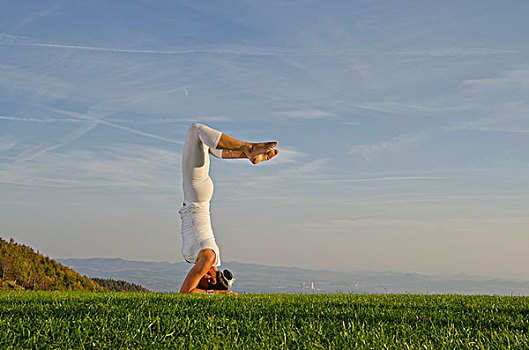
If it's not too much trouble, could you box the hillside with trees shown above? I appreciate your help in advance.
[0,237,106,291]
[91,278,150,292]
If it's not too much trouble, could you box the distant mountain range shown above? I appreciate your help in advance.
[58,258,529,295]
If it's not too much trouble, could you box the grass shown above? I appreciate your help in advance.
[1,291,528,349]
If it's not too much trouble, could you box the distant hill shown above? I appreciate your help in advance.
[58,257,529,295]
[0,237,105,291]
[59,257,188,292]
[92,278,149,292]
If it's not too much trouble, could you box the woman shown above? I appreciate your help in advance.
[178,123,278,294]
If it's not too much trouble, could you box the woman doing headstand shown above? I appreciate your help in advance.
[178,123,278,294]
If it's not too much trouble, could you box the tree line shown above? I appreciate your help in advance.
[0,237,105,291]
[91,278,150,292]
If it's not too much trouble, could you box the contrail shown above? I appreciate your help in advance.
[9,108,181,163]
[15,119,100,163]
[4,42,310,57]
[0,115,82,123]
[306,176,446,183]
[48,108,181,144]
[98,119,182,144]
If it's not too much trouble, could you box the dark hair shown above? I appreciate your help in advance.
[210,269,234,290]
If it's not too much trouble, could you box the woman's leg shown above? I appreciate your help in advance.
[188,122,279,164]
[218,148,280,164]
[181,123,221,203]
[216,133,278,160]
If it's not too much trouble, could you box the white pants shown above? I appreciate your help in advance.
[179,123,223,267]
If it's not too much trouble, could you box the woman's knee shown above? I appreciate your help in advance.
[190,123,205,132]
[197,248,216,266]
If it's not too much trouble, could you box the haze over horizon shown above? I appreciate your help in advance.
[2,1,529,281]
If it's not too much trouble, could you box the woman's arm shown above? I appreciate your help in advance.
[179,249,216,294]
[188,288,237,294]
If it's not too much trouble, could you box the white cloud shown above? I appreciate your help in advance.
[341,121,360,126]
[12,2,61,31]
[0,33,31,44]
[279,109,334,119]
[295,216,529,234]
[449,125,529,134]
[350,101,473,114]
[445,101,529,134]
[0,144,180,189]
[49,108,181,145]
[397,47,518,57]
[1,110,182,164]
[463,68,529,90]
[306,176,446,184]
[266,147,304,164]
[0,135,17,154]
[350,130,433,160]
[16,119,100,163]
[273,158,327,179]
[212,156,327,203]
[0,65,72,100]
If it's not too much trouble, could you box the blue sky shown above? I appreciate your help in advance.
[1,1,529,280]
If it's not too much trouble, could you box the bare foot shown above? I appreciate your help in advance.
[245,141,278,159]
[251,149,279,164]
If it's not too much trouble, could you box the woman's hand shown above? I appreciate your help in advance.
[215,290,238,295]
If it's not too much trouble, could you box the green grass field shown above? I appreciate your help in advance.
[1,291,528,349]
